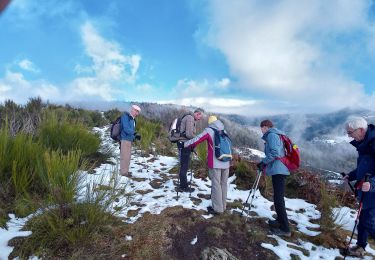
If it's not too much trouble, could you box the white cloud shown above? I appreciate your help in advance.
[136,83,154,92]
[159,96,289,116]
[80,21,140,83]
[217,78,230,89]
[68,77,114,101]
[0,70,60,103]
[203,0,375,111]
[0,21,142,104]
[173,77,232,98]
[68,21,142,100]
[6,0,78,23]
[18,59,39,73]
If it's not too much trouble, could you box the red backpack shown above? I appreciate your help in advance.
[278,134,300,171]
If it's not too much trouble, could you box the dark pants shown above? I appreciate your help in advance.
[179,147,191,189]
[357,207,375,249]
[272,174,290,232]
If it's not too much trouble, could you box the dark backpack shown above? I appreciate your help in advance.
[110,116,121,141]
[277,134,300,171]
[210,127,232,162]
[168,114,189,143]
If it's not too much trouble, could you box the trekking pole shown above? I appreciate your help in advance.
[340,172,355,194]
[240,169,262,217]
[176,146,181,201]
[245,169,262,222]
[240,170,260,215]
[189,150,197,198]
[343,173,370,260]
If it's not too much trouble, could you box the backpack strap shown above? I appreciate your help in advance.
[366,139,375,158]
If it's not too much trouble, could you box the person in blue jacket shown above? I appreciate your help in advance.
[120,104,141,177]
[343,116,375,257]
[257,119,291,237]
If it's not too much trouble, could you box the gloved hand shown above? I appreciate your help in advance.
[256,162,265,171]
[177,141,184,149]
[134,134,141,141]
[341,172,349,182]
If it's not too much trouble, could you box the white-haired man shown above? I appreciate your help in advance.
[343,116,375,257]
[120,104,141,177]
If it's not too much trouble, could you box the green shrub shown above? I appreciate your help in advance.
[234,161,255,190]
[135,116,163,155]
[41,150,82,210]
[319,183,339,232]
[16,169,130,259]
[196,142,207,163]
[37,115,100,158]
[10,133,45,197]
[0,123,11,181]
[103,108,122,123]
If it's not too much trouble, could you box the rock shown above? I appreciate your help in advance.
[200,247,239,260]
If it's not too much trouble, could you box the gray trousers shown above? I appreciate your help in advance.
[120,140,132,176]
[208,168,229,213]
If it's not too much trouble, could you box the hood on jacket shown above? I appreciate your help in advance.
[262,127,285,140]
[209,119,224,131]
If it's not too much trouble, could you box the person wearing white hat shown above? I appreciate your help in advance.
[120,104,141,177]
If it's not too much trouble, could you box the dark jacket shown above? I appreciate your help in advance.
[261,128,290,176]
[348,124,375,209]
[120,112,136,141]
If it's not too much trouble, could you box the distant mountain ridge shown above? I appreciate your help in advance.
[226,107,375,141]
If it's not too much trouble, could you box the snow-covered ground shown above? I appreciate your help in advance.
[1,125,374,259]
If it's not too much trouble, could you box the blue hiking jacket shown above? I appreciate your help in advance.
[348,124,375,209]
[261,128,290,176]
[120,112,136,141]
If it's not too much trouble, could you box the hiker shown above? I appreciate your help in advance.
[342,116,375,257]
[183,115,230,214]
[257,119,291,237]
[120,104,141,177]
[175,108,203,192]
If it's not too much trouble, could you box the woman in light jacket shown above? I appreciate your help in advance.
[184,116,230,214]
[258,119,291,237]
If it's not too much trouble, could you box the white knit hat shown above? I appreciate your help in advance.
[132,104,141,112]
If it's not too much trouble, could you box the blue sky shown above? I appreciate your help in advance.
[1,0,375,115]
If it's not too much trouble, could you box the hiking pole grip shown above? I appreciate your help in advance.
[341,172,355,193]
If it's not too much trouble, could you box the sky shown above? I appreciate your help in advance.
[1,0,375,116]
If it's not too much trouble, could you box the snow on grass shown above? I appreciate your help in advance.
[333,206,357,232]
[0,214,32,260]
[1,126,371,259]
[228,178,320,236]
[262,235,343,259]
[90,126,375,259]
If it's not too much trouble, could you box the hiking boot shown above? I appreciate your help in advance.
[120,172,132,177]
[268,219,280,228]
[347,245,365,257]
[207,206,221,215]
[270,227,291,237]
[176,187,195,193]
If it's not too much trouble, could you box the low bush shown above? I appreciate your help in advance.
[37,115,100,158]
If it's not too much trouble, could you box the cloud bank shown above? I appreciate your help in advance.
[194,0,375,112]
